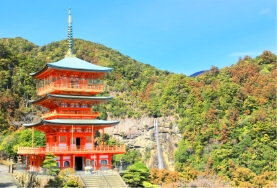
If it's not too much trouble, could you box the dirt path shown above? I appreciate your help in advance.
[0,165,19,188]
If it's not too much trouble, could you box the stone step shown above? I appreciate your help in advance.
[81,172,127,188]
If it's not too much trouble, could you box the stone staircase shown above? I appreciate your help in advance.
[80,171,127,188]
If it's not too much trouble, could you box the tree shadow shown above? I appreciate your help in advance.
[0,182,18,187]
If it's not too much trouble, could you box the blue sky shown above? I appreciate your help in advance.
[0,0,275,76]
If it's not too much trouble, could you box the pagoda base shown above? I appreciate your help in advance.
[19,153,119,172]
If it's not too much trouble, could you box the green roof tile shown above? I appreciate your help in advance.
[48,57,113,72]
[30,56,113,76]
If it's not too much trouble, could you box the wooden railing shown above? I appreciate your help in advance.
[37,82,104,96]
[18,145,126,155]
[42,108,99,119]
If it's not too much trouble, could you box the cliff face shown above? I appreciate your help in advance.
[106,116,182,170]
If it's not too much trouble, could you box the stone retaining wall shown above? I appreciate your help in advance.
[13,170,54,188]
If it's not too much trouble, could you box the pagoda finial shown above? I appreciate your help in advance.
[66,8,75,57]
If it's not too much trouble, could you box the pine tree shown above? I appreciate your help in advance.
[43,153,60,176]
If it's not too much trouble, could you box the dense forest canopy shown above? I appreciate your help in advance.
[0,37,276,187]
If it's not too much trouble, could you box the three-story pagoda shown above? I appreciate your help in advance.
[17,9,125,172]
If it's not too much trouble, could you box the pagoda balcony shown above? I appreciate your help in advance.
[18,145,126,155]
[37,82,104,96]
[42,107,99,119]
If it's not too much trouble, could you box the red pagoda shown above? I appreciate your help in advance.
[17,9,125,172]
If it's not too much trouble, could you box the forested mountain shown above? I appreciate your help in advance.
[0,37,276,187]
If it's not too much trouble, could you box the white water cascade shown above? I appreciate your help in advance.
[154,118,164,169]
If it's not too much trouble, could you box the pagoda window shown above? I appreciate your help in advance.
[88,79,93,86]
[75,103,80,108]
[86,159,90,166]
[75,81,79,88]
[71,80,75,88]
[61,102,68,107]
[38,80,42,87]
[64,161,70,167]
[81,103,88,108]
[46,78,50,85]
[59,136,66,143]
[100,160,108,165]
[91,160,95,165]
[70,103,75,108]
[37,80,43,88]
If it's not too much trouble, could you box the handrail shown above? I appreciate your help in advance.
[37,83,104,92]
[76,175,85,187]
[114,171,128,188]
[17,145,126,155]
[99,170,112,188]
[42,109,99,119]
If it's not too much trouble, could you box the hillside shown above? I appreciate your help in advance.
[0,37,276,186]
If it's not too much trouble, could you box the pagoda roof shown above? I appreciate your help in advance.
[30,94,113,104]
[23,119,119,127]
[30,56,113,77]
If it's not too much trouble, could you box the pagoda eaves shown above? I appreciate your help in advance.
[31,56,113,78]
[23,119,119,127]
[30,94,112,107]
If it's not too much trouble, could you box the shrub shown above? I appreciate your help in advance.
[42,153,60,176]
[122,161,150,187]
[150,168,179,185]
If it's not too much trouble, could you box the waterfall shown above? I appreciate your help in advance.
[154,118,164,169]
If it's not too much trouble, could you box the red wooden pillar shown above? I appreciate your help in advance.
[60,155,63,170]
[67,132,71,149]
[92,126,94,150]
[81,135,85,149]
[49,135,53,147]
[38,156,42,171]
[34,156,36,170]
[108,154,113,170]
[36,156,39,171]
[34,156,37,171]
[30,155,33,171]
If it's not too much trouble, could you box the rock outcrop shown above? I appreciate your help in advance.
[13,170,53,188]
[106,116,182,170]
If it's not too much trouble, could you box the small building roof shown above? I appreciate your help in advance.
[30,56,113,77]
[23,119,120,127]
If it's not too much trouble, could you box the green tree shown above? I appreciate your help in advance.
[122,161,150,187]
[0,128,45,157]
[43,153,60,176]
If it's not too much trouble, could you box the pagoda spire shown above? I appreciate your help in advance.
[66,8,75,56]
